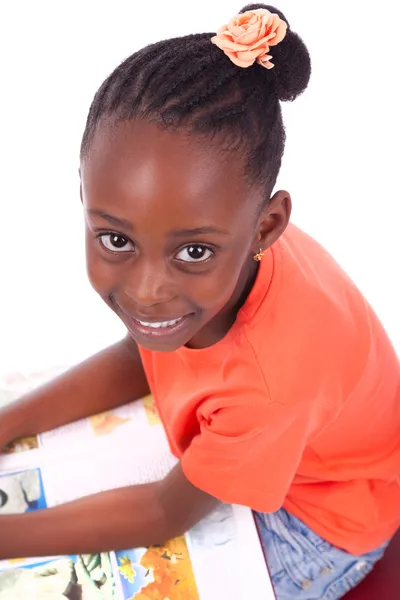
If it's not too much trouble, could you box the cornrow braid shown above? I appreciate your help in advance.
[81,4,311,198]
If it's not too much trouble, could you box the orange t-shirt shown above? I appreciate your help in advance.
[139,224,400,555]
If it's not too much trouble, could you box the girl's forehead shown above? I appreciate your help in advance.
[82,119,250,206]
[81,120,263,238]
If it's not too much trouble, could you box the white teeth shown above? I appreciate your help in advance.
[137,317,183,329]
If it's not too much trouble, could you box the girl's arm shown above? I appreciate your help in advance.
[0,334,149,446]
[0,463,218,559]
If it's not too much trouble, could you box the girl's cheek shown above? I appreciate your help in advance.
[85,247,114,297]
[86,260,104,296]
[188,269,239,308]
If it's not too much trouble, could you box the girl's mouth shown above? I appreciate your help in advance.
[110,296,196,345]
[136,317,183,329]
[127,313,194,341]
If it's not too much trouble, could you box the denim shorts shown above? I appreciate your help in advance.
[255,508,390,600]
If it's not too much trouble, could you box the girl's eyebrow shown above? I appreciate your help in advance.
[87,210,230,238]
[170,226,230,237]
[87,209,133,231]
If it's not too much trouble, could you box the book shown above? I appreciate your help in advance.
[0,367,275,599]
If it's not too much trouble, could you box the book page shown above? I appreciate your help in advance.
[0,368,275,599]
[0,395,165,474]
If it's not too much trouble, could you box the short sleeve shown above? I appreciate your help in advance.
[181,395,312,513]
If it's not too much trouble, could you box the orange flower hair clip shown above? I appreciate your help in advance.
[211,8,287,70]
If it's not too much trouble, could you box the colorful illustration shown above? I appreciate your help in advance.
[1,435,39,455]
[0,553,116,599]
[89,410,131,436]
[0,468,46,515]
[118,556,137,583]
[115,537,199,599]
[142,396,161,426]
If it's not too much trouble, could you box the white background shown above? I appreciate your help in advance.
[0,1,399,375]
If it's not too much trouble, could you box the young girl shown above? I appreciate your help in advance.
[0,4,399,598]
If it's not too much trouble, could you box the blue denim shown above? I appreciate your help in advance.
[255,508,390,600]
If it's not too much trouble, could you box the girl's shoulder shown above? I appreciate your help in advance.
[241,224,386,407]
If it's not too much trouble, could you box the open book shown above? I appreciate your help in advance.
[0,367,275,599]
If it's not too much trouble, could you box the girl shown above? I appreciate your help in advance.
[0,4,399,598]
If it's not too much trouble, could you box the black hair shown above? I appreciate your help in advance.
[80,4,311,199]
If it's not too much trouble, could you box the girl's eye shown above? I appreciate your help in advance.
[99,233,134,253]
[175,245,213,263]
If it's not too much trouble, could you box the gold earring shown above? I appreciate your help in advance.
[253,248,264,262]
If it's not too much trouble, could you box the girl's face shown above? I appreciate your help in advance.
[81,119,289,352]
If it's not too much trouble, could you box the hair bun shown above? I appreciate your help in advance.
[239,4,311,102]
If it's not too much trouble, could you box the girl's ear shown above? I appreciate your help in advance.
[253,190,292,252]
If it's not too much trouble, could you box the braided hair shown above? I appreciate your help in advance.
[80,4,311,199]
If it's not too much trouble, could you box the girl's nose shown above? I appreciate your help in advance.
[123,258,175,307]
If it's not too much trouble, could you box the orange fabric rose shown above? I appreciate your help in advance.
[211,8,287,69]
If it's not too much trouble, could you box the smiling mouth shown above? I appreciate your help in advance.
[111,295,194,341]
[135,317,184,329]
[127,313,193,340]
